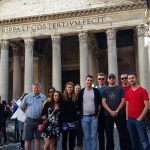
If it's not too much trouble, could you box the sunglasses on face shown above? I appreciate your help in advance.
[109,77,116,80]
[121,77,127,80]
[98,78,105,81]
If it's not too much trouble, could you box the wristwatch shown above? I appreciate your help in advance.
[115,110,119,113]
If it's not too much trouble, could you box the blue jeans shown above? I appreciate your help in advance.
[127,118,150,150]
[81,115,98,150]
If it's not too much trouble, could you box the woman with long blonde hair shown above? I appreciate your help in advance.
[61,82,78,150]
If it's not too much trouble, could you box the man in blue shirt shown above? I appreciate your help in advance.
[97,73,107,150]
[20,83,46,150]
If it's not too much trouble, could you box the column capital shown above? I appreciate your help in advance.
[24,38,34,49]
[79,32,88,44]
[0,40,9,50]
[136,24,149,37]
[106,29,116,40]
[51,34,61,44]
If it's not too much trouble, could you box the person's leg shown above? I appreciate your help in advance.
[69,129,76,150]
[25,140,32,150]
[35,138,40,150]
[98,113,105,150]
[135,119,150,150]
[49,138,56,150]
[115,115,129,150]
[105,116,114,150]
[43,137,50,150]
[127,118,140,150]
[90,116,98,150]
[62,130,68,150]
[81,116,91,150]
[77,121,83,150]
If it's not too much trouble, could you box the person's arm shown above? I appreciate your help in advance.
[102,98,117,118]
[115,98,126,113]
[137,100,149,121]
[20,96,27,112]
[126,101,128,120]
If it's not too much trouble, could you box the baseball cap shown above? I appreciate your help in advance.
[108,73,116,78]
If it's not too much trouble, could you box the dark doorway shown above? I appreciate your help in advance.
[62,70,80,91]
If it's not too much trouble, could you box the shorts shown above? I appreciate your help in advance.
[24,118,41,141]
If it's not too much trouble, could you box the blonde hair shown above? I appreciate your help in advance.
[63,82,76,102]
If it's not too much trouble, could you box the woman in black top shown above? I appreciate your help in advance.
[41,91,62,150]
[61,82,78,150]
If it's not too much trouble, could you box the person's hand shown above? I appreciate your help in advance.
[137,116,143,121]
[110,111,117,118]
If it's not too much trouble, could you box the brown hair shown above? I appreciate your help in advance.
[50,91,62,109]
[63,82,76,102]
[97,72,106,78]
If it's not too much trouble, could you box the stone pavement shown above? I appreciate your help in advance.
[0,129,150,150]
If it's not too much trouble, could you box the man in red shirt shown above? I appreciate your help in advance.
[125,73,150,150]
[120,73,131,94]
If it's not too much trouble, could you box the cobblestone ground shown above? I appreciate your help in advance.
[0,129,150,150]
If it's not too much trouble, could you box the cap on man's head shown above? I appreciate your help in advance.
[108,73,116,78]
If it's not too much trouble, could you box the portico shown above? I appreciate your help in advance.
[0,0,150,100]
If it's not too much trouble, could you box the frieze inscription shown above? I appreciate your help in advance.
[0,16,104,34]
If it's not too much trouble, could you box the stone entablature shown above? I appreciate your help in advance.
[0,0,146,20]
[0,8,147,40]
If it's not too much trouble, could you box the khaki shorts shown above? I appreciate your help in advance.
[24,118,41,141]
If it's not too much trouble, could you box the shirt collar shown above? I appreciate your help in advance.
[31,92,41,98]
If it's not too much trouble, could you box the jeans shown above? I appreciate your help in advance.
[105,115,130,150]
[98,111,106,150]
[81,115,98,150]
[127,118,150,150]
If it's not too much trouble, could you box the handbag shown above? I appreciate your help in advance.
[62,121,78,131]
[38,109,56,131]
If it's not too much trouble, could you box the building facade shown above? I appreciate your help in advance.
[0,0,150,100]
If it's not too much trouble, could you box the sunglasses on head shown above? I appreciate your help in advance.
[98,78,105,81]
[109,76,116,79]
[121,77,127,80]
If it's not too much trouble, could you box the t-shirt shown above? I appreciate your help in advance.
[122,85,131,94]
[102,86,125,116]
[83,88,95,115]
[125,87,149,119]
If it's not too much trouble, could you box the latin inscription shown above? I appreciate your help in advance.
[0,16,104,34]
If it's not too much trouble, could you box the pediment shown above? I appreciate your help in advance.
[0,0,146,20]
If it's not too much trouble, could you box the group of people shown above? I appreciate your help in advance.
[0,72,150,150]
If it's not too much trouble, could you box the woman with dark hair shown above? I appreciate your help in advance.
[43,87,56,106]
[40,91,62,150]
[61,82,78,150]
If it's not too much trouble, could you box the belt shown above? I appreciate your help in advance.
[84,114,96,117]
[26,117,40,121]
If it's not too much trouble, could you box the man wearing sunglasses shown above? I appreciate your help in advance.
[120,73,131,94]
[102,73,128,150]
[97,73,107,150]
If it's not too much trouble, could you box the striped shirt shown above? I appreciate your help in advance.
[20,92,46,119]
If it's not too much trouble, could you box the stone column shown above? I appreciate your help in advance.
[13,46,21,98]
[24,38,34,93]
[51,35,62,91]
[136,24,149,90]
[79,32,89,88]
[106,29,118,84]
[0,40,9,100]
